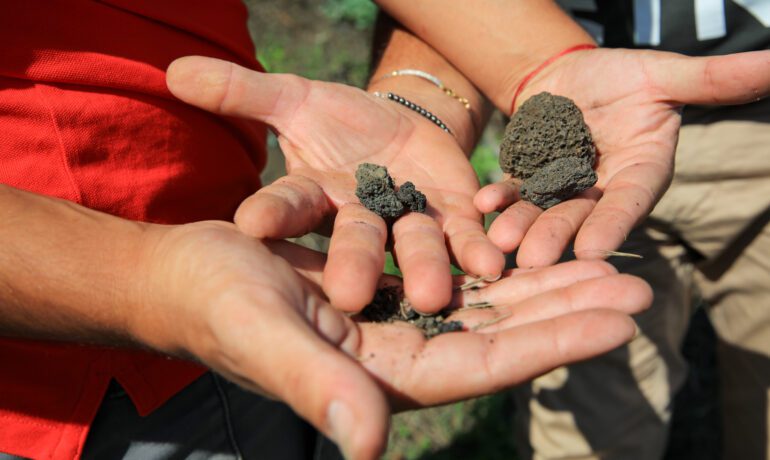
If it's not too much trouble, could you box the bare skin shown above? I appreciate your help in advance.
[375,0,770,267]
[166,55,503,314]
[0,184,650,460]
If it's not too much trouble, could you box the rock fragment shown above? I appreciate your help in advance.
[355,163,427,218]
[521,157,598,209]
[395,181,427,213]
[498,92,597,208]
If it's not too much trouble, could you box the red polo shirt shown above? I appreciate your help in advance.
[0,1,266,458]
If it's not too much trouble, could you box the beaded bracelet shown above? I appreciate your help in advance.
[375,69,471,110]
[373,91,453,135]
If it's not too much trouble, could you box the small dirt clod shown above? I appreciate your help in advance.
[360,286,463,339]
[355,163,427,218]
[499,92,597,208]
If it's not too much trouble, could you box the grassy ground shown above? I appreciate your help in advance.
[243,2,719,459]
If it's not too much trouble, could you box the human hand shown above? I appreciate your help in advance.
[132,220,650,460]
[476,49,770,267]
[165,56,504,314]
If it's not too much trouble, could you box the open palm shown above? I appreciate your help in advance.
[167,56,503,313]
[144,220,649,460]
[477,48,770,267]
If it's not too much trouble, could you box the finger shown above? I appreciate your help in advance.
[486,200,543,254]
[653,50,770,105]
[264,240,327,285]
[451,259,617,309]
[166,56,310,130]
[515,188,601,268]
[574,159,671,257]
[215,293,389,460]
[444,216,505,278]
[235,175,332,239]
[474,179,521,213]
[324,204,388,312]
[454,274,652,330]
[392,213,452,314]
[359,309,637,408]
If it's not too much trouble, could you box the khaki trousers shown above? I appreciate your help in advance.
[513,115,770,460]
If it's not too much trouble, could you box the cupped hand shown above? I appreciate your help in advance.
[133,220,650,460]
[476,49,770,267]
[165,56,504,314]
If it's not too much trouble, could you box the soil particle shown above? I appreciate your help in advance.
[499,92,597,208]
[520,157,597,209]
[360,286,463,339]
[355,163,427,218]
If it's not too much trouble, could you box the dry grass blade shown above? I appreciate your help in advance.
[471,312,513,332]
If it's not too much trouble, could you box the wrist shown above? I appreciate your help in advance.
[368,77,478,154]
[507,44,597,114]
[124,222,193,356]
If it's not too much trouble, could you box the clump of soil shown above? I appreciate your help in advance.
[355,163,427,218]
[499,92,597,209]
[360,286,463,339]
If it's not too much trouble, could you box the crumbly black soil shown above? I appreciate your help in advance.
[360,286,463,339]
[521,157,597,209]
[355,163,427,218]
[499,92,597,208]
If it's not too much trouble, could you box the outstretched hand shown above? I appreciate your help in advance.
[166,56,504,314]
[136,220,650,460]
[476,49,770,267]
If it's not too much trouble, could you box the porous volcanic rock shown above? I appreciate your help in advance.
[355,163,427,218]
[520,157,597,209]
[498,92,597,208]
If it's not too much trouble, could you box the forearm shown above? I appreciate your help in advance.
[0,184,155,346]
[368,14,492,154]
[374,0,594,113]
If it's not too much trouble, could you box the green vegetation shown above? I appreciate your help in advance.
[320,0,378,29]
[387,392,518,460]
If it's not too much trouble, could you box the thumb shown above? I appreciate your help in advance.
[220,296,390,460]
[166,55,310,130]
[654,50,770,105]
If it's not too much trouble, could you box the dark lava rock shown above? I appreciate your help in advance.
[520,157,597,209]
[499,92,596,179]
[396,181,427,213]
[498,92,597,208]
[355,163,403,218]
[360,286,464,339]
[355,163,427,218]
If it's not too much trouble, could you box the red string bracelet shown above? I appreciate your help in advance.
[510,43,598,115]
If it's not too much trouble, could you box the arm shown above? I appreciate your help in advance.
[0,184,151,345]
[0,184,649,460]
[375,0,770,267]
[374,0,594,113]
[368,14,493,152]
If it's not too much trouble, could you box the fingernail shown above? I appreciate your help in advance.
[327,400,355,460]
